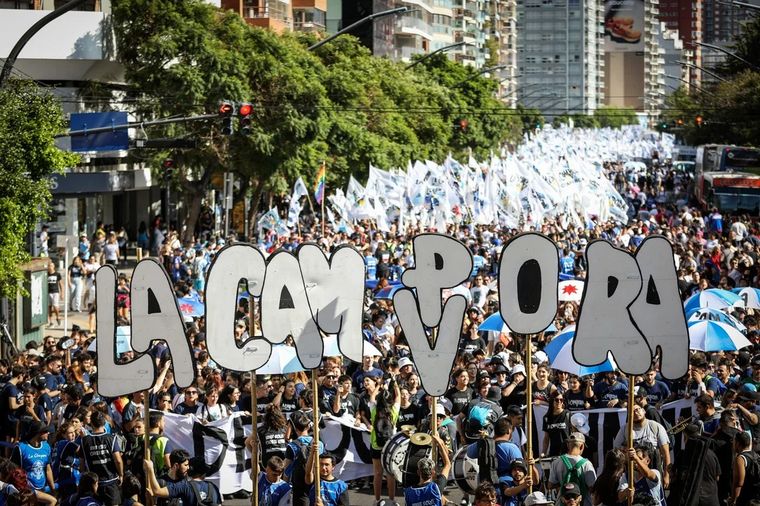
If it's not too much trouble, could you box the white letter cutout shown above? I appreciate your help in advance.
[205,244,269,371]
[96,260,194,397]
[498,233,558,334]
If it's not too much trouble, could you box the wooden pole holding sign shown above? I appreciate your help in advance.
[251,373,258,506]
[524,333,533,494]
[143,389,153,506]
[627,375,635,506]
[430,327,438,464]
[311,370,321,503]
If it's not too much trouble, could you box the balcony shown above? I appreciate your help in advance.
[397,16,433,39]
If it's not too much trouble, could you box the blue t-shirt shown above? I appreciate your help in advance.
[75,495,101,506]
[53,439,81,486]
[498,476,527,506]
[560,255,576,275]
[404,481,443,506]
[285,436,324,479]
[636,381,671,405]
[593,380,628,408]
[467,440,523,477]
[258,472,291,506]
[308,477,348,506]
[13,441,52,491]
[471,255,486,277]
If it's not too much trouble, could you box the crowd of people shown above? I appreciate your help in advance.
[4,156,760,506]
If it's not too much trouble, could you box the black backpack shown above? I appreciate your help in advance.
[740,451,760,499]
[476,439,498,485]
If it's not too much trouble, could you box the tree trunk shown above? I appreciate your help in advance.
[183,187,203,243]
[246,178,263,240]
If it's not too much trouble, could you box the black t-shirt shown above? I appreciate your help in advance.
[565,390,587,411]
[258,426,288,464]
[502,381,526,411]
[0,383,21,430]
[330,393,360,417]
[445,386,473,417]
[542,410,571,457]
[69,265,84,279]
[48,272,61,294]
[398,404,421,429]
[280,395,299,418]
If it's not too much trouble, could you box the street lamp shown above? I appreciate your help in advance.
[453,64,510,88]
[664,73,715,97]
[677,61,728,83]
[717,0,760,11]
[405,42,466,69]
[308,6,410,51]
[688,40,760,72]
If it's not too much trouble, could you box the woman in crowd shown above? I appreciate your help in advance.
[542,390,571,458]
[52,422,80,499]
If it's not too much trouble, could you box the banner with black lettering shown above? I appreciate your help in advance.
[161,412,373,494]
[532,398,694,470]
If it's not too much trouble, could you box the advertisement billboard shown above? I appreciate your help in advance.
[604,0,645,53]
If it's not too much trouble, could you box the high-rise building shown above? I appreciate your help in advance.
[515,0,605,118]
[658,0,702,84]
[220,0,328,33]
[643,0,664,121]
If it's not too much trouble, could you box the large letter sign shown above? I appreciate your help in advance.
[96,260,195,397]
[393,234,473,396]
[95,233,689,398]
[574,238,688,378]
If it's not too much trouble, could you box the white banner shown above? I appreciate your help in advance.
[161,412,373,494]
[532,398,694,471]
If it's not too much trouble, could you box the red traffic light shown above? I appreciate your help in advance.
[460,119,469,130]
[695,115,703,126]
[238,103,253,116]
[219,101,234,116]
[162,159,175,169]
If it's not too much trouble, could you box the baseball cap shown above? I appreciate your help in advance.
[525,492,554,506]
[487,386,502,402]
[570,413,590,436]
[534,350,548,364]
[511,364,526,376]
[398,357,414,369]
[561,482,582,498]
[568,432,586,444]
[511,458,528,472]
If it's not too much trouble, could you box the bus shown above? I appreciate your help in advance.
[694,144,760,211]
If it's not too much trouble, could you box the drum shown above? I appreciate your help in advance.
[381,431,433,488]
[453,444,479,494]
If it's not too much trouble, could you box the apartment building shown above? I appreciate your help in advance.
[220,0,327,32]
[658,0,702,84]
[515,0,605,118]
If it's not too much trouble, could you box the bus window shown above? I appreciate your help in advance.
[722,147,760,173]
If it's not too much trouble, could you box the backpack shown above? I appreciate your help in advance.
[739,451,760,499]
[189,480,221,506]
[476,438,498,485]
[560,455,589,499]
[466,400,496,439]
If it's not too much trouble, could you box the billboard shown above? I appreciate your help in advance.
[70,111,129,152]
[604,0,645,53]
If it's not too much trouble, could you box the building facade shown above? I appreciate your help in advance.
[515,0,604,118]
[658,0,702,84]
[220,0,328,32]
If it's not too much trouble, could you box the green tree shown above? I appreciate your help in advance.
[0,80,79,297]
[594,106,638,128]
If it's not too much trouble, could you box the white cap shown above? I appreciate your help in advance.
[524,492,554,506]
[534,350,548,364]
[570,412,590,435]
[511,364,526,376]
[398,357,414,369]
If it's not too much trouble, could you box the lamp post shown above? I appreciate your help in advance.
[308,6,410,51]
[0,0,90,86]
[677,60,728,83]
[453,64,510,88]
[405,42,466,69]
[717,0,760,12]
[664,73,715,96]
[689,40,760,71]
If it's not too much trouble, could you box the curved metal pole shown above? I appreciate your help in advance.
[664,74,715,97]
[693,41,760,71]
[308,6,409,51]
[406,42,466,69]
[0,0,90,87]
[677,61,728,83]
[453,64,510,88]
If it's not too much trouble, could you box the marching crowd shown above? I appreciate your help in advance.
[4,157,760,506]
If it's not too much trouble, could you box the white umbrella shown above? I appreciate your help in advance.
[736,287,760,309]
[256,345,305,375]
[322,335,383,357]
[687,320,752,352]
[558,280,584,302]
[687,307,746,332]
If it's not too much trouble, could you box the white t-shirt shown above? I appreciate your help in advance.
[548,454,596,506]
[613,419,669,449]
[620,469,663,505]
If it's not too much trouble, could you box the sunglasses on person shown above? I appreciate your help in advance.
[553,398,565,403]
[186,390,198,395]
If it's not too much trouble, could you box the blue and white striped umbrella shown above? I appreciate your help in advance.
[686,307,747,332]
[545,327,617,376]
[687,320,752,352]
[736,287,760,309]
[684,289,742,314]
[478,312,558,334]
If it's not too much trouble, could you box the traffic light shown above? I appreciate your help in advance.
[219,101,235,135]
[455,118,469,132]
[676,118,684,126]
[695,115,703,127]
[658,121,669,132]
[238,102,253,135]
[161,158,175,184]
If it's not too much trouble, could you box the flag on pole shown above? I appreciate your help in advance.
[287,177,308,227]
[314,163,326,205]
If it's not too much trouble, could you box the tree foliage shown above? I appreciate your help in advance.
[0,80,79,297]
[594,106,638,128]
[111,0,522,236]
